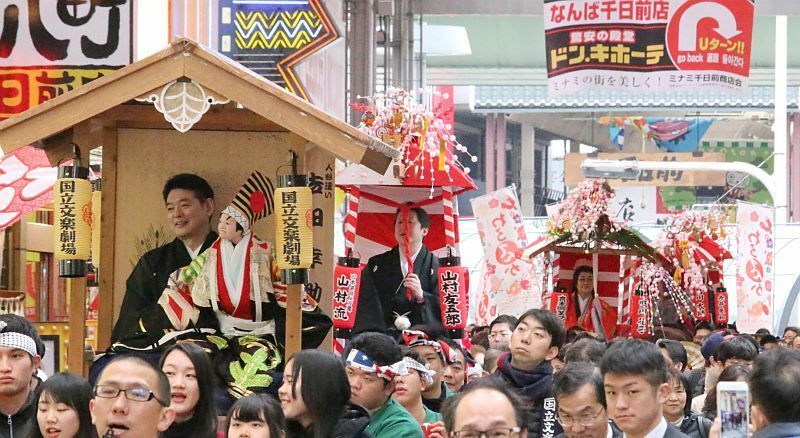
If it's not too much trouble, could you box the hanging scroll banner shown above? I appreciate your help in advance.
[544,0,754,97]
[735,201,773,333]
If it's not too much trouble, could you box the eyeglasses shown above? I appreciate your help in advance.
[557,407,605,427]
[94,384,168,406]
[451,427,521,438]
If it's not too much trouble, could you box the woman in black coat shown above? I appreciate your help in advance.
[664,368,712,438]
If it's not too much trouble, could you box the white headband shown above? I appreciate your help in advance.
[397,357,435,387]
[0,322,37,358]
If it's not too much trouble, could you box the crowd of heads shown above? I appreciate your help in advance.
[2,306,800,438]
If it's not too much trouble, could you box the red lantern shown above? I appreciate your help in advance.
[438,254,469,332]
[549,286,570,324]
[332,254,363,330]
[714,287,729,325]
[694,290,710,321]
[629,291,649,339]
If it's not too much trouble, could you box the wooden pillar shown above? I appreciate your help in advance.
[97,127,118,352]
[67,277,87,375]
[285,284,302,358]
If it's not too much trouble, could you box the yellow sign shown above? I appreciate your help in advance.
[274,186,313,269]
[54,178,92,261]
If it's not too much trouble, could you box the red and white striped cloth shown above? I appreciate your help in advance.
[553,252,620,318]
[442,186,456,248]
[618,255,642,325]
[344,187,360,252]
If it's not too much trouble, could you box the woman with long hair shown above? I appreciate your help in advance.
[663,368,712,438]
[701,364,750,421]
[279,349,370,438]
[33,372,96,438]
[158,343,217,438]
[226,394,285,438]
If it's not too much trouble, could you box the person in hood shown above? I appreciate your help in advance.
[225,394,285,438]
[346,332,423,438]
[487,308,565,438]
[0,314,42,438]
[748,348,800,438]
[279,349,370,438]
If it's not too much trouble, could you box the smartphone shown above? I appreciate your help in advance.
[717,381,749,438]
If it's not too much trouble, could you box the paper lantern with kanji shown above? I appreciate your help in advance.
[693,290,710,321]
[54,165,92,277]
[549,286,570,325]
[274,177,314,272]
[332,255,363,330]
[438,255,469,331]
[714,287,729,325]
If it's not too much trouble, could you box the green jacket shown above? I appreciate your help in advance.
[423,406,442,424]
[366,398,424,438]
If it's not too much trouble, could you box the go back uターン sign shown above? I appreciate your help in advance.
[544,0,754,97]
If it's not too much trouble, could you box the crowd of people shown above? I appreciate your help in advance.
[1,308,800,437]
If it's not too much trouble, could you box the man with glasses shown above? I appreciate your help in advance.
[442,379,526,438]
[554,362,621,438]
[90,355,175,437]
[489,315,517,351]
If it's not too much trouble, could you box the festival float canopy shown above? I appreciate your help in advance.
[0,38,400,373]
[337,88,478,260]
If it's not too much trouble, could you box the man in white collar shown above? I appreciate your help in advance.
[111,173,218,344]
[554,362,621,438]
[600,339,689,438]
[354,206,442,334]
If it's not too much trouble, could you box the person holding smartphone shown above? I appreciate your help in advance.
[748,349,800,438]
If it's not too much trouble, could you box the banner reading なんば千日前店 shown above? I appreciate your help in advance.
[544,0,754,97]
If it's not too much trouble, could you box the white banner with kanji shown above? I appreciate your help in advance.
[735,202,774,333]
[470,187,541,325]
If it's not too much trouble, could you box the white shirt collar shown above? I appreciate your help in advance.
[185,242,202,259]
[606,423,614,438]
[578,295,590,313]
[624,417,668,438]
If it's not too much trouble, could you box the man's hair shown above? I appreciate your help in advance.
[99,355,171,404]
[348,332,403,366]
[759,334,778,347]
[600,339,667,389]
[489,315,518,333]
[564,337,607,366]
[554,362,606,408]
[694,321,714,334]
[656,339,688,370]
[749,348,800,424]
[0,314,42,360]
[162,173,214,203]
[515,308,565,349]
[754,328,771,336]
[483,349,503,374]
[394,206,430,229]
[716,336,758,364]
[441,378,526,433]
[783,326,800,337]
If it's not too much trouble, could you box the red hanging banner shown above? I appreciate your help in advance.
[550,289,570,324]
[694,290,710,321]
[714,288,729,325]
[438,255,469,331]
[629,291,650,339]
[332,256,363,330]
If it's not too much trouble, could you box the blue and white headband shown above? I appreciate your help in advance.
[0,321,37,358]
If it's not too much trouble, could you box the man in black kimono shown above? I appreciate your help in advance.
[110,173,219,345]
[354,206,442,335]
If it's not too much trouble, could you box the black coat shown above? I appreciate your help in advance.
[679,413,712,438]
[486,354,562,438]
[286,403,373,438]
[353,245,442,333]
[665,423,692,438]
[0,391,35,438]
[111,233,219,344]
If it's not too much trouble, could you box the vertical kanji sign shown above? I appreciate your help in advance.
[544,0,754,96]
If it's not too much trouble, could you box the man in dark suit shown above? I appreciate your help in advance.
[601,339,690,438]
[554,362,622,438]
[353,206,441,335]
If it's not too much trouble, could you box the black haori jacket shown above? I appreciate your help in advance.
[487,353,563,438]
[353,245,442,333]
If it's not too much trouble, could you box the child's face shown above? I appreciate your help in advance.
[228,417,270,438]
[218,213,243,242]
